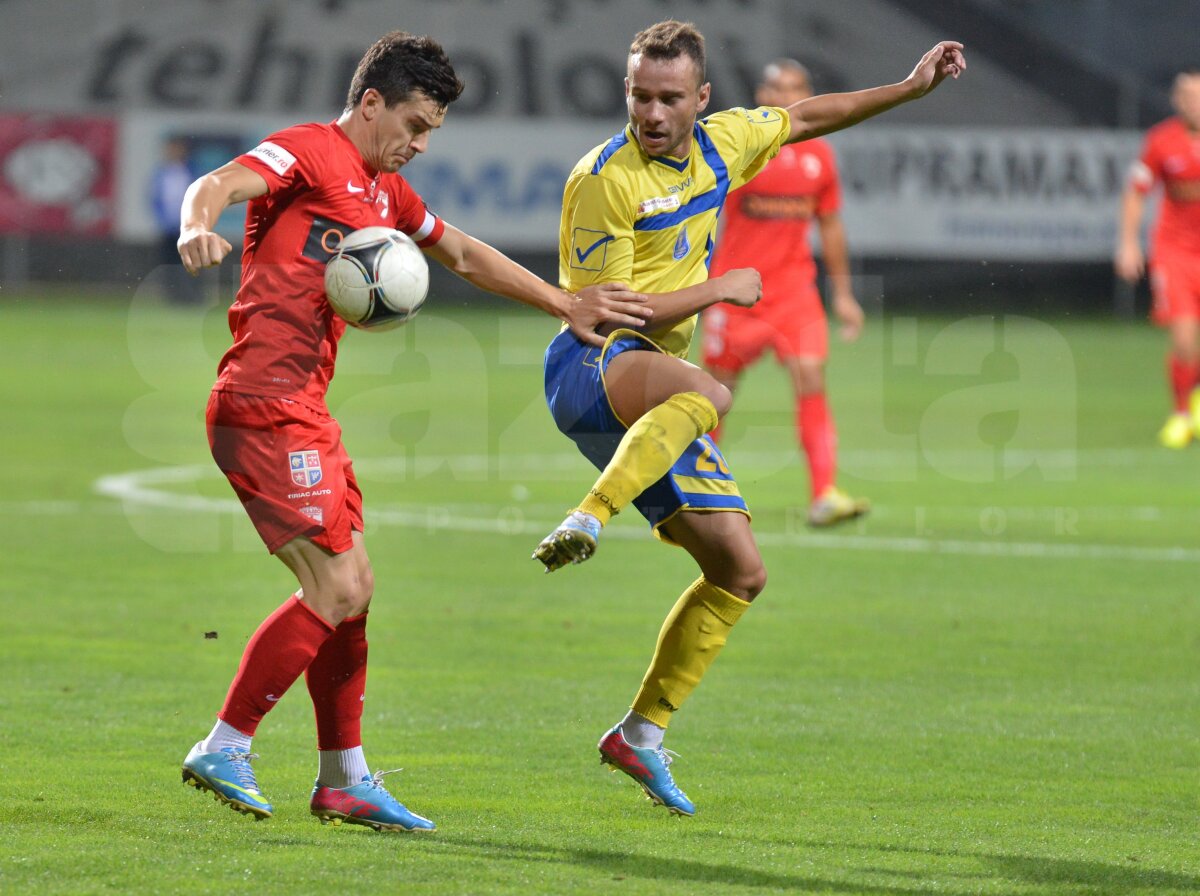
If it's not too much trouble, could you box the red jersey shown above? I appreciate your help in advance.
[709,139,841,309]
[1131,117,1200,255]
[215,121,445,412]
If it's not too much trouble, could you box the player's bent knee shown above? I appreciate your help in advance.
[701,380,733,418]
[358,565,376,607]
[304,576,372,625]
[710,563,766,603]
[740,564,767,602]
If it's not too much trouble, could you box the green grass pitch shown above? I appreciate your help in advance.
[1,290,1197,894]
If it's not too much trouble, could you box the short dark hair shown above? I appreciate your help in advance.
[629,20,706,83]
[345,31,465,112]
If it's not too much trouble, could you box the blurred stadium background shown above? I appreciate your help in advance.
[0,0,1193,313]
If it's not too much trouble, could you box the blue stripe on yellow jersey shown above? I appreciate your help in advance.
[560,106,791,358]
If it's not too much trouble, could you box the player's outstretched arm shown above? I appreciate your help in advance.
[425,224,650,346]
[784,41,966,144]
[177,162,269,274]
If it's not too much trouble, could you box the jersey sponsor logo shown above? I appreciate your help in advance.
[637,195,681,215]
[288,488,332,499]
[570,227,614,271]
[1166,179,1200,202]
[1164,156,1188,175]
[247,141,296,174]
[346,179,365,194]
[673,226,690,260]
[301,215,357,262]
[288,450,322,488]
[298,505,324,526]
[741,106,783,125]
[741,193,818,220]
[800,153,823,178]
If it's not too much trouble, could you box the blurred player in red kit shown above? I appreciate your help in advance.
[174,31,647,832]
[702,59,869,525]
[1116,69,1200,449]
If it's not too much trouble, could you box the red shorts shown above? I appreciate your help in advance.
[701,288,828,373]
[1150,247,1200,325]
[206,390,363,554]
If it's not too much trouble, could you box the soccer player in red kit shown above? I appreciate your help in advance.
[175,31,648,832]
[1116,69,1200,449]
[702,60,869,526]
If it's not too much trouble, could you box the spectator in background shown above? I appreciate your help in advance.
[702,59,869,526]
[150,137,202,304]
[1116,69,1200,449]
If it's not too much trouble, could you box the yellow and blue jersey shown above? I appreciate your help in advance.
[559,106,791,357]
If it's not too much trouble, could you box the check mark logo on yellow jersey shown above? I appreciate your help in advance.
[574,234,614,264]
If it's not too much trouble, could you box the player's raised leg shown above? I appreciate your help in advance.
[599,511,764,815]
[534,350,730,571]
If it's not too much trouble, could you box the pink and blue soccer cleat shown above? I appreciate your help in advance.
[310,769,436,832]
[598,726,695,816]
[181,743,273,819]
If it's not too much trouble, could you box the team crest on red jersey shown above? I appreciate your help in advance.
[288,450,323,487]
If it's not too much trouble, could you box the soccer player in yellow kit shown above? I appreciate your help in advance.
[534,20,965,815]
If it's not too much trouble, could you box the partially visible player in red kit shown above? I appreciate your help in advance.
[174,31,648,832]
[1116,69,1200,449]
[702,59,869,526]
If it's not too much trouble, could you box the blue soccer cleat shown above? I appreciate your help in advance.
[598,726,695,816]
[181,743,273,819]
[533,510,601,572]
[310,769,436,832]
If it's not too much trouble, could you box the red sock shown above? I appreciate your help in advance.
[218,594,336,736]
[305,612,368,750]
[798,393,837,501]
[1168,354,1200,413]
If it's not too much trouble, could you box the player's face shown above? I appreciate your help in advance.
[1172,74,1200,131]
[362,89,446,173]
[626,53,711,158]
[755,66,812,109]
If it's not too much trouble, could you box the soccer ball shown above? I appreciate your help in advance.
[324,226,429,331]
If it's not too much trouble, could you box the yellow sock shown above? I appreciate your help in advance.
[577,391,718,525]
[631,577,751,728]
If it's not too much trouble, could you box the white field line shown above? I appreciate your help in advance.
[342,447,1166,476]
[91,462,1200,564]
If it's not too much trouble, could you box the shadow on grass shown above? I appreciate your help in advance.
[421,833,1199,895]
[801,838,1200,895]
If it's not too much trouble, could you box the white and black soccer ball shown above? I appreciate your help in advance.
[324,226,429,331]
